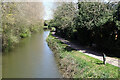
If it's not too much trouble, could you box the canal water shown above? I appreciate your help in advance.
[2,31,61,78]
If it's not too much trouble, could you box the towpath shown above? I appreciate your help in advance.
[52,33,120,68]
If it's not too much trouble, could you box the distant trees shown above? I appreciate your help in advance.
[50,1,120,56]
[1,2,44,51]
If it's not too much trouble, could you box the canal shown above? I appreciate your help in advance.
[2,31,61,78]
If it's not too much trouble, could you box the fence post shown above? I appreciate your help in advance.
[103,53,106,65]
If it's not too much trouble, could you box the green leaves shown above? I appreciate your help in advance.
[114,2,120,30]
[76,2,113,30]
[53,2,76,29]
[50,2,120,55]
[50,2,77,38]
[2,2,44,51]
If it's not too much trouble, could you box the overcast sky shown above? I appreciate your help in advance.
[43,2,56,20]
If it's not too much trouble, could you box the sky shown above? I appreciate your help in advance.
[43,2,56,20]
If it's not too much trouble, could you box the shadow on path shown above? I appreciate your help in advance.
[52,34,120,67]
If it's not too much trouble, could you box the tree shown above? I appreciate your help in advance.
[51,2,77,38]
[76,2,113,30]
[1,2,45,51]
[114,1,120,30]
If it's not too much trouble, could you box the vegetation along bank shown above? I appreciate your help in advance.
[1,2,44,52]
[47,34,119,78]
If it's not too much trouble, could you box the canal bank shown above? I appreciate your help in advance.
[2,31,61,78]
[47,34,119,78]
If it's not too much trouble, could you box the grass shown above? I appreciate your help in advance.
[47,34,119,78]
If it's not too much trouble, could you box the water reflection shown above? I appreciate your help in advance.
[2,31,61,78]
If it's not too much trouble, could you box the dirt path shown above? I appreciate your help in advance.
[52,34,120,68]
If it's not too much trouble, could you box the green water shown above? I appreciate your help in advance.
[2,31,61,78]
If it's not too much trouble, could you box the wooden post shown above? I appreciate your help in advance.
[103,53,106,65]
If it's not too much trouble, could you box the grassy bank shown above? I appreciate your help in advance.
[46,34,119,78]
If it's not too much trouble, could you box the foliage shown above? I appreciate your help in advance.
[1,2,44,51]
[50,2,120,56]
[76,2,113,29]
[44,20,50,26]
[50,2,77,39]
[50,27,56,31]
[114,2,120,30]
